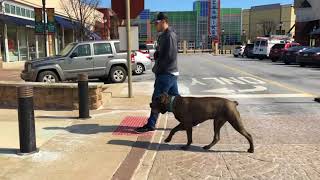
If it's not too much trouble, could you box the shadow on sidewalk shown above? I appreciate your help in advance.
[107,139,247,153]
[44,124,170,135]
[0,148,18,155]
[36,116,78,120]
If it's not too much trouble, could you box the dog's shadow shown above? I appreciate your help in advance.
[107,139,247,153]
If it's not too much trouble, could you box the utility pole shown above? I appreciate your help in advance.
[126,0,133,98]
[42,0,47,57]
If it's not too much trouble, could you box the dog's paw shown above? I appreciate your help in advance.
[164,138,171,143]
[248,148,254,153]
[203,145,211,150]
[180,145,190,151]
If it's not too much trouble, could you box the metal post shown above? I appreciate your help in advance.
[126,0,133,98]
[78,74,90,119]
[17,86,38,155]
[42,0,48,57]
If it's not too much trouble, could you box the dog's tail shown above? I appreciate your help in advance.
[233,101,239,106]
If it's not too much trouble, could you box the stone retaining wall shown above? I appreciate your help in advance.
[0,81,106,110]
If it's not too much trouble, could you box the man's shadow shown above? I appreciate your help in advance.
[44,124,170,135]
[107,139,247,153]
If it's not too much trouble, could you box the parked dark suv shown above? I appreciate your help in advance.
[269,42,300,62]
[243,43,254,58]
[281,46,309,65]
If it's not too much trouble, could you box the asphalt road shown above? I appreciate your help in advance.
[137,54,320,180]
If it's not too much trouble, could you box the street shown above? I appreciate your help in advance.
[131,54,320,179]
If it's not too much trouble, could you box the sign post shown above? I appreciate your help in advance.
[112,0,144,98]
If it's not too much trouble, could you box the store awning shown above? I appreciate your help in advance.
[55,16,76,29]
[0,14,34,27]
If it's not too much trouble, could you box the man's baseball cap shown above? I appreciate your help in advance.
[153,12,168,24]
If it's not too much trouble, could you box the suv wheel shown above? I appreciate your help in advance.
[109,66,127,83]
[37,71,60,83]
[134,63,144,75]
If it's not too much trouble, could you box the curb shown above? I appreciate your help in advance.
[131,113,168,180]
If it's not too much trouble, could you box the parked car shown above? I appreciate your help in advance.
[133,51,152,75]
[253,37,286,60]
[269,42,300,62]
[281,46,309,65]
[233,46,245,57]
[243,43,255,58]
[21,40,137,83]
[139,43,156,60]
[297,47,320,67]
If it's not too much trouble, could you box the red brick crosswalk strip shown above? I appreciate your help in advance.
[112,116,153,136]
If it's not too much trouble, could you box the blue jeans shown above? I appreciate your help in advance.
[147,74,180,128]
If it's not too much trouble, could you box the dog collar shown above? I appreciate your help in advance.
[168,96,176,112]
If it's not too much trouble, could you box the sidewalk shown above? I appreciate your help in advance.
[0,81,159,180]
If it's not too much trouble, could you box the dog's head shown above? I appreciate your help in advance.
[150,93,170,114]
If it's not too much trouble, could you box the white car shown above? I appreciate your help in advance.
[139,43,156,60]
[233,46,245,57]
[133,51,152,75]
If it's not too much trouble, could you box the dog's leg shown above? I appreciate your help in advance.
[203,119,226,150]
[229,116,254,153]
[181,127,192,150]
[164,123,184,143]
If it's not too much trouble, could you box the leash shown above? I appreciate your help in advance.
[168,96,176,112]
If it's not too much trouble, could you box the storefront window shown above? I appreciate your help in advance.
[28,29,36,60]
[26,10,31,18]
[18,27,28,61]
[16,7,21,16]
[5,4,10,13]
[21,8,26,17]
[7,25,18,62]
[37,35,45,58]
[10,5,16,14]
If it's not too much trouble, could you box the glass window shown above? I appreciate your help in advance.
[73,44,91,57]
[21,8,26,17]
[94,43,112,55]
[5,4,10,13]
[10,5,16,14]
[26,9,30,18]
[30,11,34,18]
[16,7,21,16]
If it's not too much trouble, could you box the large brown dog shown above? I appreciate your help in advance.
[150,93,254,153]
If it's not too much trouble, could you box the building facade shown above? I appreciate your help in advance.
[133,0,220,49]
[294,0,320,46]
[242,4,296,42]
[0,0,103,63]
[220,8,242,45]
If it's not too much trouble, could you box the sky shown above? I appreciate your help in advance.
[100,0,294,10]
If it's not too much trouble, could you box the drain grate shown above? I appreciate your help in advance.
[112,116,153,136]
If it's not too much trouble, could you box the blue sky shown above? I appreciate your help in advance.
[101,0,294,10]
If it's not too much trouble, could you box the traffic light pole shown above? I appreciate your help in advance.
[126,0,133,98]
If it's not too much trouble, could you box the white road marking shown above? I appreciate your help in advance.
[219,77,247,85]
[191,78,207,86]
[178,83,191,95]
[202,88,236,94]
[202,77,226,85]
[238,86,267,93]
[238,77,266,84]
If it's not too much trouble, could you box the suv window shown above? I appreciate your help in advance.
[273,44,285,49]
[94,43,112,55]
[146,44,154,50]
[73,44,91,57]
[139,44,147,50]
[260,41,267,46]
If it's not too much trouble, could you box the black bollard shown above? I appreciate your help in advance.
[17,86,38,155]
[315,97,320,103]
[78,74,90,119]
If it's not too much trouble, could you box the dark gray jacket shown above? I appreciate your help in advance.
[152,27,178,75]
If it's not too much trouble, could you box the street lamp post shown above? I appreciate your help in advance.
[242,30,246,45]
[279,21,283,35]
[104,18,107,40]
[42,0,47,57]
[221,29,225,55]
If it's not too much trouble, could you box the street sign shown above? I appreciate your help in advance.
[46,8,55,34]
[34,8,43,34]
[111,0,144,19]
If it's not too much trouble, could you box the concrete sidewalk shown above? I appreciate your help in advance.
[0,82,159,180]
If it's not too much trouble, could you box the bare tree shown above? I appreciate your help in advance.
[259,21,277,36]
[60,0,100,41]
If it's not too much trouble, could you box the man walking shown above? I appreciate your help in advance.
[136,12,179,133]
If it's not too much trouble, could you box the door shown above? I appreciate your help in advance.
[92,42,114,77]
[61,43,94,79]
